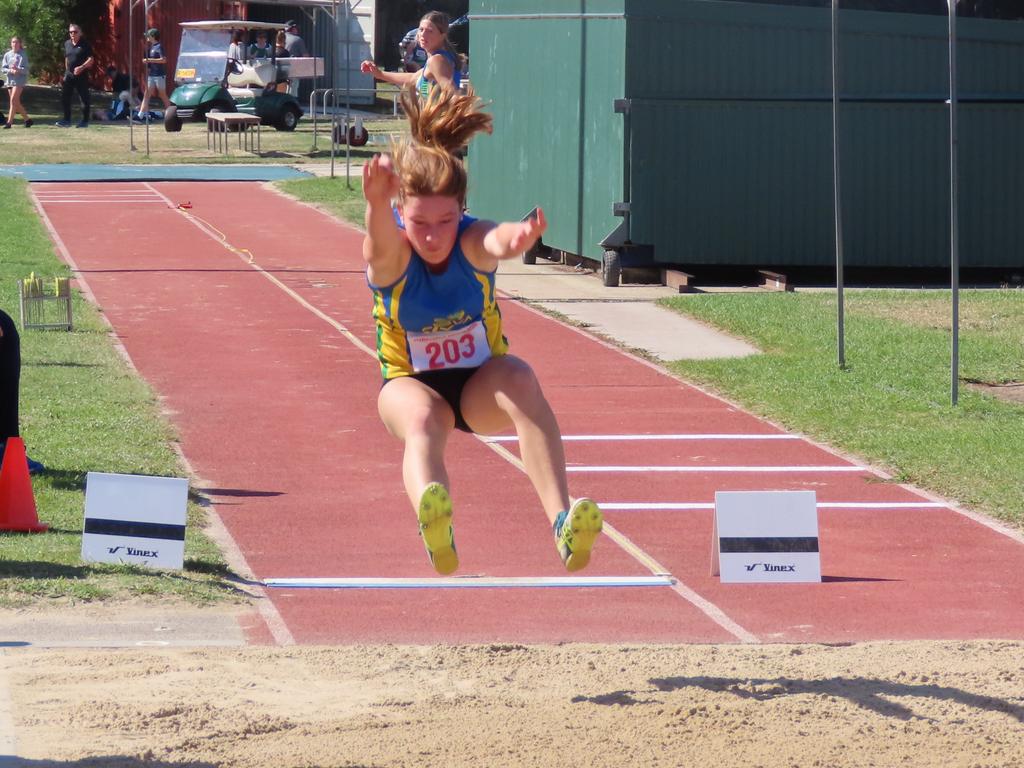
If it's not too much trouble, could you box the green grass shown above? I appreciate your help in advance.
[0,83,399,166]
[276,174,367,225]
[0,177,245,607]
[660,290,1024,526]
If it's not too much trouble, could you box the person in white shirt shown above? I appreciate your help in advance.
[1,36,33,128]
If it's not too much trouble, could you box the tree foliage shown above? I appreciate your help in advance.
[0,0,105,82]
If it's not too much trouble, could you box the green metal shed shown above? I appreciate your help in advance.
[467,0,1024,283]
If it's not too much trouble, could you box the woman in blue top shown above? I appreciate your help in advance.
[137,29,168,121]
[362,84,602,576]
[2,37,32,128]
[360,11,463,96]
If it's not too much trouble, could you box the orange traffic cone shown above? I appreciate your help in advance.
[0,437,48,533]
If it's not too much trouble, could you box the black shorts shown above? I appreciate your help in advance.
[383,367,479,433]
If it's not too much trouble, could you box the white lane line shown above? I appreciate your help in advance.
[153,186,759,644]
[481,431,758,642]
[34,182,296,647]
[600,501,948,511]
[567,465,865,473]
[598,522,759,643]
[155,184,377,358]
[264,576,675,589]
[35,192,160,198]
[34,199,166,204]
[485,433,800,442]
[171,444,296,647]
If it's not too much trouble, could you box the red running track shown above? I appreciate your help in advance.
[32,180,1024,645]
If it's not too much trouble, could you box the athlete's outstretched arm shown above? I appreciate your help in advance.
[462,207,548,271]
[362,154,408,284]
[360,60,418,86]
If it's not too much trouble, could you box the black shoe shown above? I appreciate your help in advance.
[24,119,32,128]
[55,119,71,128]
[2,124,10,129]
[75,120,89,128]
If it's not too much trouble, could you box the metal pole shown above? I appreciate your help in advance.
[330,1,338,178]
[345,0,352,188]
[948,0,960,406]
[129,1,136,151]
[831,0,845,370]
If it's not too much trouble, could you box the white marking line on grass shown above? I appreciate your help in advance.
[264,576,675,589]
[601,501,948,511]
[160,186,758,644]
[485,433,800,442]
[567,465,865,473]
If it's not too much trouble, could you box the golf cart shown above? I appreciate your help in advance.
[165,21,322,133]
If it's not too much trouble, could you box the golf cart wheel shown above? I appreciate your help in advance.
[348,125,369,147]
[163,106,182,133]
[602,249,622,287]
[277,106,300,132]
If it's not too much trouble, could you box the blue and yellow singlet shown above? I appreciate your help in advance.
[369,215,508,380]
[416,49,462,99]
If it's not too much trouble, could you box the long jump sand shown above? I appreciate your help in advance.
[3,637,1023,766]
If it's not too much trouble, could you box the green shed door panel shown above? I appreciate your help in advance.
[958,105,1024,268]
[467,7,624,259]
[630,99,1024,269]
[628,100,835,267]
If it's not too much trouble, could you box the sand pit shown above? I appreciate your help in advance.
[3,637,1023,767]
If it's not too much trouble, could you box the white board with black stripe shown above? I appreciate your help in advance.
[711,490,821,583]
[82,472,188,570]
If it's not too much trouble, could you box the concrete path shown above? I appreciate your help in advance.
[496,259,759,361]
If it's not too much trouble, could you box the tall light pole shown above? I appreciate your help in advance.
[948,0,960,406]
[831,0,845,370]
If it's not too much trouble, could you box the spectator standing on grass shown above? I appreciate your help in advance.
[360,11,464,98]
[136,28,168,122]
[283,20,307,97]
[0,310,44,475]
[2,36,32,128]
[57,23,93,128]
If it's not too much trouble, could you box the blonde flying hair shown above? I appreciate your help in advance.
[391,84,492,207]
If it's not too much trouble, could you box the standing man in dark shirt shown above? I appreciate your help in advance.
[57,23,93,128]
[283,20,308,97]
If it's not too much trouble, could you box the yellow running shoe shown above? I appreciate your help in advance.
[554,498,603,572]
[418,482,458,575]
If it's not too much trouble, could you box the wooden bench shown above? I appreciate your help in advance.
[206,113,262,155]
